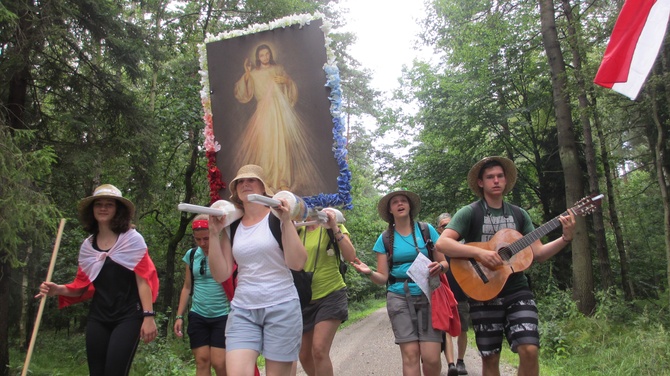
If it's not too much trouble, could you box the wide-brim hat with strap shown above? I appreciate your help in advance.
[377,190,421,223]
[467,156,518,198]
[77,184,136,219]
[229,164,275,207]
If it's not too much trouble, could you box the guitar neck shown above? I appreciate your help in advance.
[503,210,568,256]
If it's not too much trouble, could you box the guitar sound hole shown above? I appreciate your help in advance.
[499,247,513,261]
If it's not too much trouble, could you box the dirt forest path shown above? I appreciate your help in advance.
[294,307,517,376]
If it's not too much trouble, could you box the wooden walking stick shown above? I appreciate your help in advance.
[22,218,66,376]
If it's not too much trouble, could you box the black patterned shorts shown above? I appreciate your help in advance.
[469,288,539,357]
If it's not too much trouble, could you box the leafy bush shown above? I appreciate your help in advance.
[12,298,386,375]
[10,332,89,375]
[537,287,670,375]
[592,288,637,322]
[537,286,582,359]
[131,335,193,376]
[12,319,195,375]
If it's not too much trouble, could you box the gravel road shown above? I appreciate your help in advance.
[294,306,518,376]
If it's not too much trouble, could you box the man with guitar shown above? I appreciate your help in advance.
[435,156,576,376]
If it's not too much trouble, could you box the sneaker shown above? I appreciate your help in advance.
[447,363,458,376]
[456,360,468,375]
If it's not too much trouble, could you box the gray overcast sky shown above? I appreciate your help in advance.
[338,0,430,93]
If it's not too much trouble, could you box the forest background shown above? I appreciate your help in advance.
[1,0,669,375]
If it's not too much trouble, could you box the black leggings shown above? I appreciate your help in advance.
[86,318,142,376]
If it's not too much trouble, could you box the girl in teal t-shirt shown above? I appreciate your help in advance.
[351,190,450,376]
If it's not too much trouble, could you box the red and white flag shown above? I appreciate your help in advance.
[59,229,159,308]
[594,0,670,100]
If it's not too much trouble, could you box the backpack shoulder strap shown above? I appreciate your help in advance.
[220,219,242,298]
[188,248,195,297]
[467,200,485,243]
[466,200,525,240]
[381,229,395,283]
[268,214,283,251]
[229,218,242,246]
[505,202,526,231]
[418,221,435,261]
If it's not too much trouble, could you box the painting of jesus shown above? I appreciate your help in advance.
[205,18,340,199]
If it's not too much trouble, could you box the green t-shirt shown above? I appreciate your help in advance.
[182,248,230,317]
[299,225,349,300]
[447,201,535,296]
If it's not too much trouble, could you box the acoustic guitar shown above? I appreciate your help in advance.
[450,194,603,301]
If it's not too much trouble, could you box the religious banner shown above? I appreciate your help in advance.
[199,13,352,209]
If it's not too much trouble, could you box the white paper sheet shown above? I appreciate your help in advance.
[406,252,433,302]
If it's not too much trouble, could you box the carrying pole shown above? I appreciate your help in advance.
[21,218,66,376]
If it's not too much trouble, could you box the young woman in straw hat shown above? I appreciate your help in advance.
[207,164,307,376]
[35,184,159,376]
[350,190,450,376]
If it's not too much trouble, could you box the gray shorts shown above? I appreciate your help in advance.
[457,300,470,331]
[302,288,348,333]
[225,299,302,361]
[386,292,443,344]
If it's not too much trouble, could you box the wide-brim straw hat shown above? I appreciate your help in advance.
[77,184,135,219]
[377,190,421,223]
[229,164,275,207]
[467,156,518,198]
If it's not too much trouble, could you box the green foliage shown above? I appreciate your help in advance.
[131,314,193,376]
[0,2,17,24]
[536,287,670,375]
[392,0,567,224]
[0,126,60,266]
[12,297,386,375]
[537,286,583,360]
[11,328,195,376]
[10,332,89,375]
[338,163,388,301]
[132,340,193,376]
[611,169,667,298]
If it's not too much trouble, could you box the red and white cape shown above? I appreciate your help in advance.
[59,229,159,309]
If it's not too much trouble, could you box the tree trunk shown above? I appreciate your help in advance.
[0,260,11,376]
[160,130,201,336]
[20,245,34,350]
[660,42,670,305]
[5,0,42,132]
[561,0,613,290]
[539,0,595,314]
[650,72,670,303]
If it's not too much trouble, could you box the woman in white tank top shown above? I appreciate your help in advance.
[208,164,307,376]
